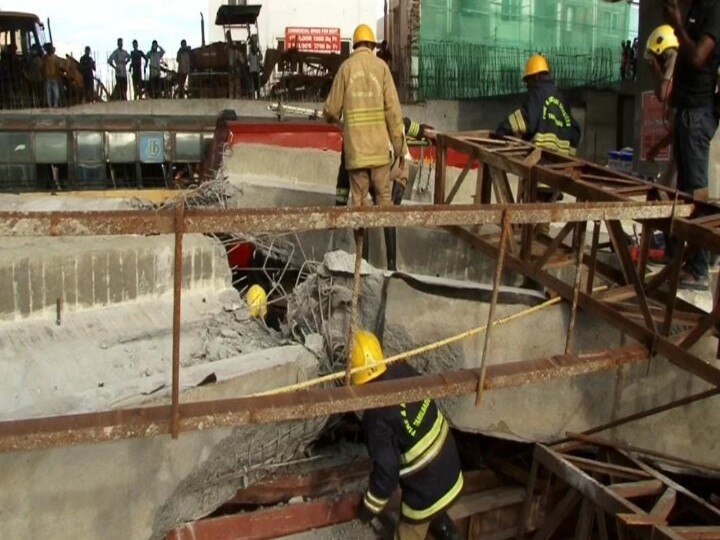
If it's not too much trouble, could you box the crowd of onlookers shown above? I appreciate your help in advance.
[0,34,267,109]
[621,37,639,81]
[103,37,193,101]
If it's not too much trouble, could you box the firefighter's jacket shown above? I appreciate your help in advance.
[362,363,464,523]
[323,46,404,170]
[497,75,581,156]
[335,117,422,205]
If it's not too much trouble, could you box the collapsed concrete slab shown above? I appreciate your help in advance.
[0,191,327,539]
[286,252,720,470]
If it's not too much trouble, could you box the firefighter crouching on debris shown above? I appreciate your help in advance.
[352,330,463,540]
[335,117,436,271]
[323,24,405,250]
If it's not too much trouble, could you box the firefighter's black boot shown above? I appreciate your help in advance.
[428,511,460,540]
[384,227,397,271]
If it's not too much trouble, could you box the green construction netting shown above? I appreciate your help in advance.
[419,0,634,99]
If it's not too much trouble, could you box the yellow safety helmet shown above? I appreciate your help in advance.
[352,24,376,49]
[523,54,550,80]
[645,25,679,59]
[350,330,387,385]
[246,284,268,319]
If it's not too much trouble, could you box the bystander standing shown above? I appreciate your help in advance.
[79,46,95,103]
[108,38,130,100]
[176,39,191,98]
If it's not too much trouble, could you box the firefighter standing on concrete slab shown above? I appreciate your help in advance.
[323,24,405,261]
[496,54,581,236]
[496,54,581,158]
[645,24,680,187]
[352,331,463,540]
[334,117,436,270]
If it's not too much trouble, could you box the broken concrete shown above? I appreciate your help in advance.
[285,252,720,470]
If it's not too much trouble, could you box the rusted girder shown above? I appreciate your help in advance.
[447,226,720,388]
[0,345,648,453]
[0,201,693,237]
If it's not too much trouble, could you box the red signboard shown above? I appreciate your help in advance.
[285,27,341,53]
[640,91,671,162]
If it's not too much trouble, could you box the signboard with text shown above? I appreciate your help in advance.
[284,27,341,53]
[640,91,671,162]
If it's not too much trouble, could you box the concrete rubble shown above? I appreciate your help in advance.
[286,251,720,469]
[0,192,330,540]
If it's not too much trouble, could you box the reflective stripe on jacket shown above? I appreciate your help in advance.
[323,47,404,170]
[497,76,581,157]
[361,363,464,523]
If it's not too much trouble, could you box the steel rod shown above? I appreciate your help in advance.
[170,201,185,439]
[345,230,364,386]
[566,222,587,354]
[0,202,694,238]
[476,211,511,406]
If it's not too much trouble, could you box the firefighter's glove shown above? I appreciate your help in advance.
[391,181,405,205]
[420,124,437,142]
[358,504,376,524]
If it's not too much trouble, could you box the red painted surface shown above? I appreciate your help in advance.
[226,242,255,269]
[225,120,475,169]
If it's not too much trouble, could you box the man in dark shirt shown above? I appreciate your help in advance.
[664,0,720,289]
[130,39,146,100]
[79,46,95,103]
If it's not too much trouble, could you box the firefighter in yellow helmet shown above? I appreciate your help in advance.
[351,330,463,540]
[497,54,581,157]
[496,54,581,235]
[644,25,679,185]
[323,24,404,250]
[246,284,267,319]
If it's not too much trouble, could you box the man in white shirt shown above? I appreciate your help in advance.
[108,38,131,100]
[146,40,165,98]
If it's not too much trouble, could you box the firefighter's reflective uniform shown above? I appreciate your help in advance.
[362,362,464,539]
[496,75,581,156]
[497,73,580,207]
[335,117,429,206]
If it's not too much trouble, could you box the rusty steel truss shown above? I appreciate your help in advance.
[0,131,720,453]
[516,437,720,539]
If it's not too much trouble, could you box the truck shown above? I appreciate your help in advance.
[0,11,84,109]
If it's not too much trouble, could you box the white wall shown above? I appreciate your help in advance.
[208,0,377,52]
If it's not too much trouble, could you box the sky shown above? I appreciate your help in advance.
[6,1,386,59]
[6,0,206,59]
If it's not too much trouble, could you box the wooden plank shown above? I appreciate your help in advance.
[530,489,581,540]
[575,499,595,540]
[226,460,371,505]
[564,455,652,481]
[448,487,525,520]
[650,488,677,523]
[608,480,665,498]
[434,135,448,205]
[167,492,362,540]
[671,527,720,540]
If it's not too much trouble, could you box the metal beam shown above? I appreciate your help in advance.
[447,226,720,388]
[0,346,649,453]
[0,201,693,237]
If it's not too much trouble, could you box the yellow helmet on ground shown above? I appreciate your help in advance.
[523,54,550,80]
[645,25,679,59]
[352,24,376,49]
[351,330,387,385]
[246,284,268,319]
